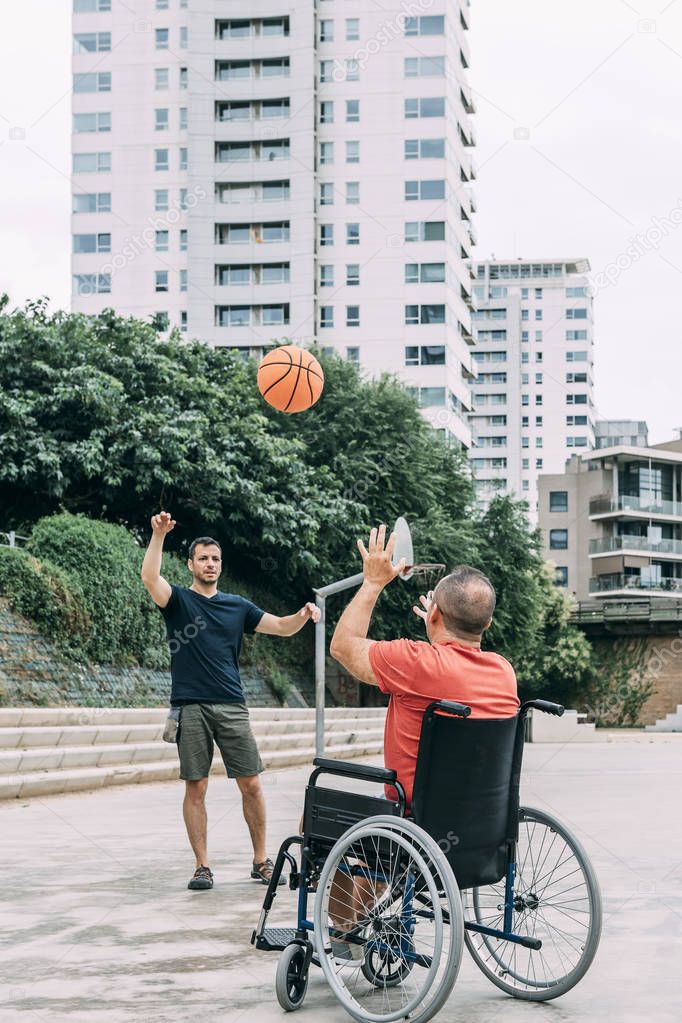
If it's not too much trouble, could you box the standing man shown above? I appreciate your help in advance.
[141,510,320,891]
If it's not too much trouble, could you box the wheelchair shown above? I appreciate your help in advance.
[252,699,602,1022]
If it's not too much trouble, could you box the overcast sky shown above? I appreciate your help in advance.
[1,0,681,442]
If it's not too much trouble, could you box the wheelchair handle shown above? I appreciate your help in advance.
[430,700,471,718]
[521,700,564,717]
[311,757,397,785]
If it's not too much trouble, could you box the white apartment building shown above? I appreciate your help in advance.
[469,259,596,517]
[71,0,477,448]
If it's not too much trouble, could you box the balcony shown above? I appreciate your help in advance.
[589,536,682,558]
[589,494,682,519]
[589,574,682,595]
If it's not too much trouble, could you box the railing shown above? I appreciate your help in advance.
[589,574,682,593]
[589,536,682,556]
[589,494,682,517]
[0,531,28,548]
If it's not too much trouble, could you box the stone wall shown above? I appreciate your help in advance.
[638,635,682,725]
[0,599,280,708]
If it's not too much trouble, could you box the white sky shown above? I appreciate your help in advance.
[1,0,681,442]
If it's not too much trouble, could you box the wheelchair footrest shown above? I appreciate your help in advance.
[255,927,298,952]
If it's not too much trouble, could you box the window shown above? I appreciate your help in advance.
[521,288,529,299]
[566,307,588,319]
[180,270,188,292]
[567,393,588,405]
[73,192,110,213]
[155,67,169,90]
[73,152,111,173]
[521,309,529,321]
[155,28,169,49]
[418,387,446,407]
[320,19,334,41]
[522,437,529,448]
[535,330,543,342]
[155,230,169,252]
[566,436,589,448]
[180,229,188,251]
[154,149,169,171]
[73,273,111,294]
[405,138,445,160]
[405,97,445,118]
[521,351,529,364]
[345,60,360,81]
[320,183,334,205]
[154,189,169,211]
[180,147,188,170]
[262,304,288,325]
[405,262,445,283]
[346,141,359,163]
[554,567,568,587]
[346,222,360,245]
[404,345,445,365]
[73,233,110,253]
[153,312,169,331]
[550,529,568,550]
[522,458,529,469]
[180,107,188,130]
[522,416,529,427]
[320,265,334,287]
[320,142,334,165]
[346,305,360,327]
[156,0,169,7]
[535,309,543,320]
[535,373,543,384]
[155,270,169,293]
[549,491,568,512]
[566,286,588,297]
[404,56,445,77]
[404,15,445,35]
[536,437,543,448]
[74,72,111,93]
[320,101,334,124]
[320,60,333,83]
[346,100,360,122]
[218,306,250,327]
[535,394,543,406]
[74,0,111,10]
[73,32,111,53]
[346,17,360,39]
[567,350,588,361]
[405,304,445,325]
[405,179,445,201]
[346,346,360,364]
[179,26,188,48]
[566,372,588,383]
[404,221,445,242]
[535,287,543,299]
[73,112,111,133]
[320,306,334,328]
[180,67,188,89]
[521,331,529,342]
[320,224,334,246]
[155,108,169,131]
[346,264,360,286]
[522,395,529,406]
[536,416,543,427]
[346,181,360,204]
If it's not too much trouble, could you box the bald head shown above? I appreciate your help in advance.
[433,566,496,639]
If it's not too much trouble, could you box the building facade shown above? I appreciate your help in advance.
[469,259,596,516]
[71,0,477,447]
[594,420,648,449]
[538,435,682,599]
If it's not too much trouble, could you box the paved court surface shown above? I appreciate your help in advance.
[1,734,681,1023]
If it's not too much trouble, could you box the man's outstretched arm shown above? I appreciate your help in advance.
[330,525,405,685]
[256,602,321,636]
[141,511,175,608]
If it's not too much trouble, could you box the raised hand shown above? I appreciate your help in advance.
[151,510,176,536]
[357,524,406,589]
[299,602,321,624]
[412,591,433,624]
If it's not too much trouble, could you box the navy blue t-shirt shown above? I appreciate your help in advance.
[158,585,264,705]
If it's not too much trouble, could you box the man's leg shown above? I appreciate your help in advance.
[235,773,266,864]
[183,777,209,867]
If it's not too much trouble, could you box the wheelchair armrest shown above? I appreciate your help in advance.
[311,757,397,785]
[521,700,564,717]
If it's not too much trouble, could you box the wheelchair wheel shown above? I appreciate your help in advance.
[313,820,462,1023]
[463,806,602,1000]
[275,942,309,1012]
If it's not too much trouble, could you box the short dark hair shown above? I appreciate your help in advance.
[188,536,222,560]
[434,565,496,636]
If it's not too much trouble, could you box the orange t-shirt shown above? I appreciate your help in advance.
[368,638,519,808]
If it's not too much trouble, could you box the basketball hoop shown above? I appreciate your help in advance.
[392,517,446,586]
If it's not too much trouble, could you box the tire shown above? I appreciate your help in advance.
[313,819,462,1023]
[463,806,602,1000]
[275,943,309,1012]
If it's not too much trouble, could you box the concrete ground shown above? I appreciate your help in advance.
[1,734,681,1023]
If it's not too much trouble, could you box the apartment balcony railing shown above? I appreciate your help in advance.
[589,494,682,518]
[589,574,682,594]
[589,536,682,556]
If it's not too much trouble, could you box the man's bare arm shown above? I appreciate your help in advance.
[141,511,175,608]
[256,602,321,636]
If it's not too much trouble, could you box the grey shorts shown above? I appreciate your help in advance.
[177,703,263,781]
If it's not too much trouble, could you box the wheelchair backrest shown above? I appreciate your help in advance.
[411,705,524,889]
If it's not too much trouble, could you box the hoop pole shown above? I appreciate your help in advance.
[314,593,326,757]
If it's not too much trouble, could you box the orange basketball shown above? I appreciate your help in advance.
[257,345,324,413]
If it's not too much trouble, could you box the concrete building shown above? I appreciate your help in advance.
[538,435,682,599]
[71,0,477,448]
[469,259,596,517]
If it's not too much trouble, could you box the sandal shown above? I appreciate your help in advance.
[251,857,285,886]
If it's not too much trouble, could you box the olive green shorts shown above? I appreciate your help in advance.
[176,703,263,781]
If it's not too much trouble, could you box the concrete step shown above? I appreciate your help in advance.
[528,708,600,742]
[646,704,682,731]
[0,727,386,776]
[0,739,385,800]
[0,705,387,729]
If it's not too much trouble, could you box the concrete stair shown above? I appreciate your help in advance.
[0,706,386,800]
[646,705,682,732]
[528,708,599,742]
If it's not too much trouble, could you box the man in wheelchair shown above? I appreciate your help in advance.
[252,526,602,1022]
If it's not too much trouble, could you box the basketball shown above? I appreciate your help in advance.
[257,345,324,414]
